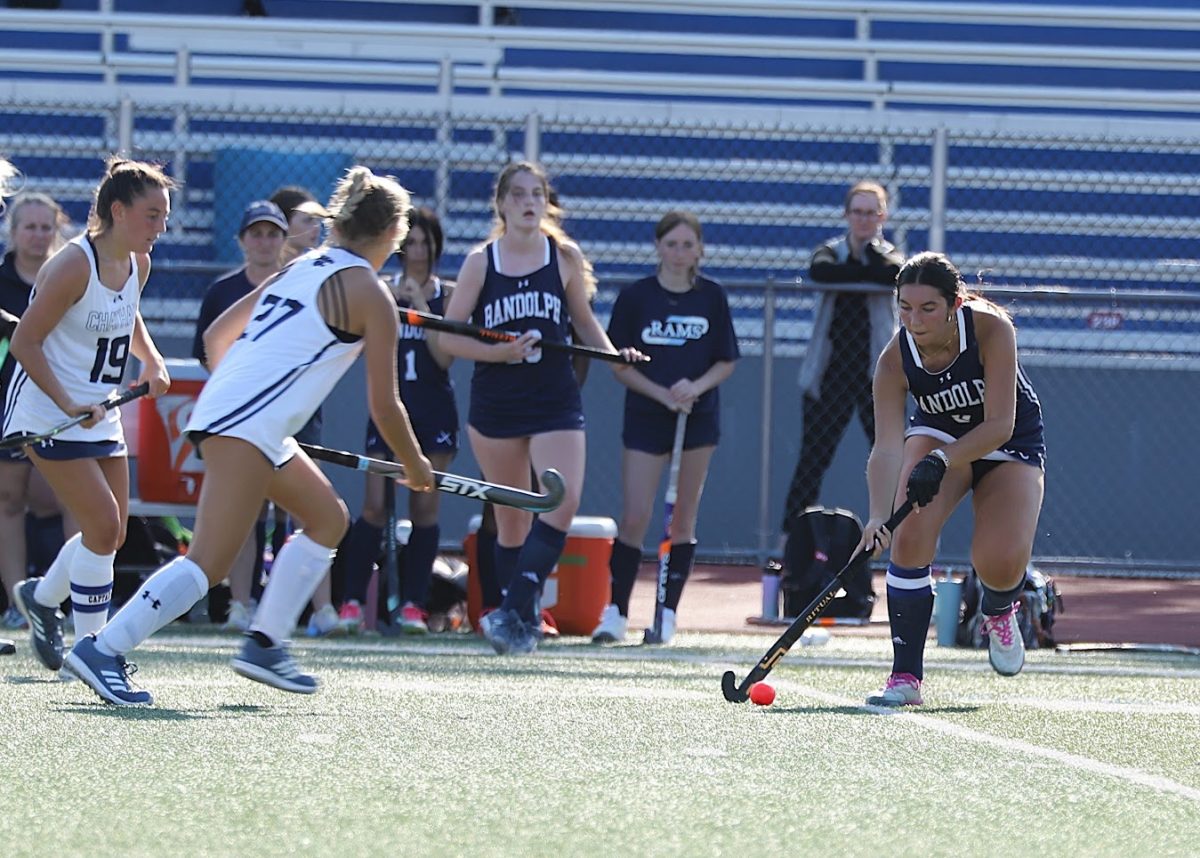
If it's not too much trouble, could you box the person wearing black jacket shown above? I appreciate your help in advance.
[781,181,902,530]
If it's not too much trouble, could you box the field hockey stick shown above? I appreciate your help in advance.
[399,308,649,365]
[0,382,150,450]
[299,443,567,514]
[721,500,913,703]
[380,472,403,631]
[644,411,687,645]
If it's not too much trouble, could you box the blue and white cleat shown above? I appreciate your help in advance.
[63,635,152,706]
[13,577,65,671]
[480,608,536,655]
[230,635,318,694]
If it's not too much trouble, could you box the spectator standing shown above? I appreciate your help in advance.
[592,211,738,645]
[781,181,901,532]
[1,192,76,630]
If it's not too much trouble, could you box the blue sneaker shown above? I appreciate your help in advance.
[480,608,536,655]
[230,636,318,694]
[63,635,152,706]
[13,577,64,671]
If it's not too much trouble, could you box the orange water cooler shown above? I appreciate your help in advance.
[136,358,208,504]
[464,515,615,635]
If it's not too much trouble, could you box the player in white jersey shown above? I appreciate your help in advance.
[64,167,435,705]
[7,158,173,675]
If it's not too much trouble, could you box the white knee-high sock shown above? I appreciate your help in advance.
[250,533,335,646]
[95,557,208,656]
[68,544,116,639]
[33,532,81,607]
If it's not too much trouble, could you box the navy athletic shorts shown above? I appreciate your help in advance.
[622,407,719,456]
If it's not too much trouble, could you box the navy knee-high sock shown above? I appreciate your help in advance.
[341,517,383,605]
[493,542,521,602]
[608,540,642,616]
[981,575,1025,617]
[476,528,501,609]
[501,519,568,622]
[402,524,439,609]
[663,541,697,612]
[886,562,935,680]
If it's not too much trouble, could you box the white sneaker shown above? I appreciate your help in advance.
[222,600,253,633]
[643,607,677,646]
[980,603,1026,676]
[305,604,340,637]
[661,608,678,645]
[866,672,923,707]
[590,604,627,644]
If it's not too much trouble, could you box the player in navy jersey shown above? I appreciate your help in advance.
[339,206,458,634]
[857,251,1046,706]
[592,211,739,645]
[439,161,644,655]
[62,167,435,705]
[6,158,173,676]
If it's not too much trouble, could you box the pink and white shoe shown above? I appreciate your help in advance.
[866,672,923,707]
[981,603,1026,676]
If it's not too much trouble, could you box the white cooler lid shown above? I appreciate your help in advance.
[468,514,615,537]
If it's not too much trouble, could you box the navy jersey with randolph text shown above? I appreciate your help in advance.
[900,302,1045,468]
[468,237,583,438]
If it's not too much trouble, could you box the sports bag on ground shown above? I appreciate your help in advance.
[781,506,875,620]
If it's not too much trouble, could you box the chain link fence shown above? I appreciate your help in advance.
[3,95,1199,572]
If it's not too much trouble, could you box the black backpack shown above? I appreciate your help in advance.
[781,506,875,620]
[956,565,1063,649]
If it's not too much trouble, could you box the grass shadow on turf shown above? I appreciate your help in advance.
[764,703,983,716]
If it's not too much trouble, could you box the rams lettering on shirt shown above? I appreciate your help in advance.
[640,315,709,346]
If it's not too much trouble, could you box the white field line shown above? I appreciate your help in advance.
[789,681,1200,805]
[961,696,1200,717]
[146,633,1200,681]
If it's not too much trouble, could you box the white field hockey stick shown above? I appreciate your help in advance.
[299,443,566,514]
[644,411,688,645]
[0,382,150,450]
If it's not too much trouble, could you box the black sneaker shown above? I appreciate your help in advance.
[13,578,64,671]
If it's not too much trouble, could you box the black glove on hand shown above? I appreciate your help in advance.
[906,453,948,507]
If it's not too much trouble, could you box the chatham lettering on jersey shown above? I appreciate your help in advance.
[483,292,562,328]
[86,303,136,333]
[917,378,986,415]
[641,315,709,346]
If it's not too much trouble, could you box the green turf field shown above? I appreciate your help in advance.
[3,629,1199,857]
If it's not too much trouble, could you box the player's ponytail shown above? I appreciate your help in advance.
[326,166,412,247]
[0,157,20,212]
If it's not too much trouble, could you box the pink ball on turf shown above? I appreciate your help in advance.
[749,682,776,706]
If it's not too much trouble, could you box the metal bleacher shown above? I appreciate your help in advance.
[2,0,1200,352]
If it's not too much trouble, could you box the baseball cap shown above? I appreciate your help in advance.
[238,200,288,235]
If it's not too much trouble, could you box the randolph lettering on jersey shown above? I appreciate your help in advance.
[482,291,562,328]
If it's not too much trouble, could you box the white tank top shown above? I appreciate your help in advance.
[2,235,140,443]
[186,246,369,465]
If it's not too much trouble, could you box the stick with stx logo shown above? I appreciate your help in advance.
[299,444,566,514]
[721,500,913,703]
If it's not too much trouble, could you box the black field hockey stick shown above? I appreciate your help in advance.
[299,443,567,514]
[399,307,649,365]
[721,500,914,703]
[644,411,687,645]
[380,471,403,632]
[0,382,150,450]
